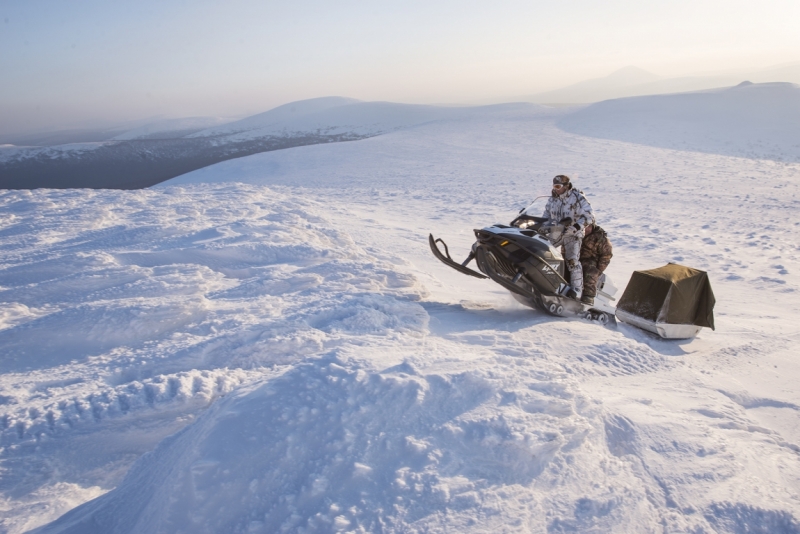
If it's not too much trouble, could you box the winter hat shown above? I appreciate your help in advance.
[552,175,570,186]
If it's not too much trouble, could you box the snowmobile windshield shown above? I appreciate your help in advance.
[510,196,550,228]
[520,196,550,217]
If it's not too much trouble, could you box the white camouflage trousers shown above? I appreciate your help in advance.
[563,234,583,297]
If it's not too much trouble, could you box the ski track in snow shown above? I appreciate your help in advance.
[2,104,800,532]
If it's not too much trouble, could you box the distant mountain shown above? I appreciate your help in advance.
[557,82,800,162]
[111,117,234,141]
[528,62,800,104]
[188,97,519,142]
[747,61,800,85]
[1,116,236,147]
[1,127,128,147]
[531,66,662,104]
[0,98,545,189]
[193,96,362,137]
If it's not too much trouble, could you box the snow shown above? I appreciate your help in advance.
[2,83,800,532]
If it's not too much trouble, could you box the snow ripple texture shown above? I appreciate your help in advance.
[34,355,633,533]
[0,185,426,447]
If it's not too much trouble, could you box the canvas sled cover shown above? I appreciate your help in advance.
[617,263,715,330]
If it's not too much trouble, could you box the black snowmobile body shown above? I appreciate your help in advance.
[429,208,616,322]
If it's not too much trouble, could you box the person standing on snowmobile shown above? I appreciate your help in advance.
[542,175,595,300]
[579,224,613,306]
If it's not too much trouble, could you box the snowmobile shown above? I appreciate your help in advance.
[429,198,617,324]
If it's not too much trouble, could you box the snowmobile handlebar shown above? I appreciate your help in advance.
[537,221,570,246]
[509,214,548,228]
[510,195,551,228]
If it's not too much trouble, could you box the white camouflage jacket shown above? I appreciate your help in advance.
[542,186,595,230]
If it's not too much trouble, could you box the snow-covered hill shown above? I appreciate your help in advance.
[189,96,528,143]
[0,99,540,189]
[558,82,800,162]
[188,96,363,137]
[3,92,800,533]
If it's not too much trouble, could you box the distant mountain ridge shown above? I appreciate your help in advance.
[527,62,800,104]
[1,116,236,147]
[111,117,234,141]
[192,96,363,137]
[531,66,661,103]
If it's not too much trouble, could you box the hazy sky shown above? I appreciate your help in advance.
[2,0,800,136]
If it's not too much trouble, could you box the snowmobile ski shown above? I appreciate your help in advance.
[429,234,487,279]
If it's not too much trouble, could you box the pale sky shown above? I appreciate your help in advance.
[2,0,800,136]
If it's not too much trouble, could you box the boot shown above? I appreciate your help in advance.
[566,288,579,299]
[581,294,594,306]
